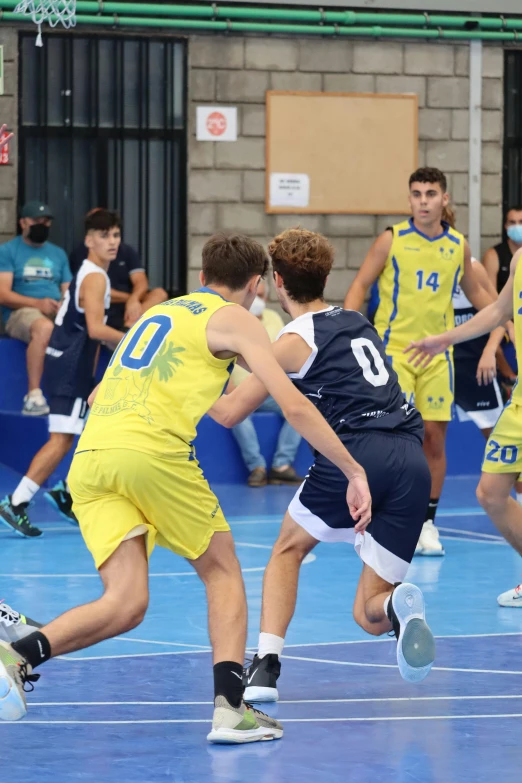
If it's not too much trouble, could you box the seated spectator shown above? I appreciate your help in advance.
[69,209,167,330]
[0,201,71,415]
[230,280,305,487]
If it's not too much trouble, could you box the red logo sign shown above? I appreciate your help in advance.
[0,133,9,165]
[206,111,227,137]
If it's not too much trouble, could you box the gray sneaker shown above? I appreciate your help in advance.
[207,696,283,744]
[0,602,43,644]
[0,641,39,721]
[22,389,49,416]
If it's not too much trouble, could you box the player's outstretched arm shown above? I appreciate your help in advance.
[82,273,126,346]
[343,231,392,311]
[405,250,519,368]
[207,307,372,529]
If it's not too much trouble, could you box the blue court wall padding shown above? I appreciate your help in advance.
[0,336,490,485]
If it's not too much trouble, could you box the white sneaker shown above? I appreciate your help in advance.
[0,602,43,643]
[415,521,445,557]
[497,583,522,607]
[388,583,435,683]
[22,389,49,416]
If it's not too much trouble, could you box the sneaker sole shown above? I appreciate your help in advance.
[0,661,27,721]
[22,410,50,417]
[497,597,522,607]
[44,493,78,527]
[417,548,445,557]
[244,685,279,703]
[207,726,282,744]
[392,583,435,683]
[0,515,43,539]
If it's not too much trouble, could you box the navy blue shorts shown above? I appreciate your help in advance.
[288,430,431,584]
[48,396,88,436]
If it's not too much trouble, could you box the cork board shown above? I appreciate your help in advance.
[266,91,418,215]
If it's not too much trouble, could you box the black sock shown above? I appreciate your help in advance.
[12,631,51,669]
[213,661,244,707]
[425,498,439,524]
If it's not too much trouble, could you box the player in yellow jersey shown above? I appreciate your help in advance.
[0,233,372,744]
[344,168,493,556]
[406,248,522,604]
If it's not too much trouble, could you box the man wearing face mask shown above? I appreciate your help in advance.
[0,202,71,415]
[230,280,305,487]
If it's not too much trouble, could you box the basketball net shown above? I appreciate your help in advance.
[14,1,76,46]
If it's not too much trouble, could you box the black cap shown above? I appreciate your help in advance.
[20,200,54,219]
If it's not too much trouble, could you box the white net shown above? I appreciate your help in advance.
[15,1,76,45]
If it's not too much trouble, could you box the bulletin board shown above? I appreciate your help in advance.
[266,91,418,215]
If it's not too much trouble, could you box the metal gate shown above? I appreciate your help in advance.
[19,32,187,294]
[504,51,522,217]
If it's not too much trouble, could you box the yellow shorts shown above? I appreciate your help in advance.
[387,350,454,422]
[482,402,522,474]
[68,448,230,570]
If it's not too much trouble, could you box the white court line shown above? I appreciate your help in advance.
[27,695,522,707]
[439,536,507,546]
[60,649,212,661]
[117,638,211,650]
[282,653,522,675]
[437,526,503,540]
[5,714,522,725]
[284,631,522,648]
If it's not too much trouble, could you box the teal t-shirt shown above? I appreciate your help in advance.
[0,235,72,321]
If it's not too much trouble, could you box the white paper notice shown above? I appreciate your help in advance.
[269,173,310,208]
[196,106,237,142]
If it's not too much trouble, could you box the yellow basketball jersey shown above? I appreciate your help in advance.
[374,219,465,352]
[511,257,522,405]
[78,289,237,457]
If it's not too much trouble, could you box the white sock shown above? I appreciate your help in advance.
[257,632,285,659]
[383,595,391,617]
[65,479,70,493]
[516,492,522,506]
[12,476,40,507]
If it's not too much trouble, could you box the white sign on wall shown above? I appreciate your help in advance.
[196,106,237,142]
[269,173,310,208]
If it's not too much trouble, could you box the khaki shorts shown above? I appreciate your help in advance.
[5,307,53,343]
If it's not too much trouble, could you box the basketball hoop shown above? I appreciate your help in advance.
[14,1,76,47]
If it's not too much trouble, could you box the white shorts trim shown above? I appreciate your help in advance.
[455,379,503,430]
[48,397,87,436]
[124,524,148,541]
[288,487,409,584]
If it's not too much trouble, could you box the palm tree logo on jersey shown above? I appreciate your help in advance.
[99,329,185,423]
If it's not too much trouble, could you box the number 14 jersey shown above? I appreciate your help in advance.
[373,218,465,352]
[279,306,424,441]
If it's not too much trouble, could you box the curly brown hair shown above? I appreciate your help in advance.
[268,228,334,303]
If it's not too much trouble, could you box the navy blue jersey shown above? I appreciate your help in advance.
[44,260,111,399]
[452,262,487,363]
[279,306,424,442]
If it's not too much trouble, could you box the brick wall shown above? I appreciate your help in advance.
[0,28,18,243]
[188,37,505,305]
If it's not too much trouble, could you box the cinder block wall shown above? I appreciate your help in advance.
[188,37,504,305]
[0,29,506,306]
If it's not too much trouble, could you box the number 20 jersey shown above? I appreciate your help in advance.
[77,289,236,458]
[373,219,465,353]
[279,306,424,442]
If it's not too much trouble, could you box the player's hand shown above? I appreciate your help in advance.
[125,299,143,327]
[0,125,14,149]
[404,334,450,368]
[477,349,497,386]
[88,383,101,408]
[38,297,60,317]
[346,471,372,533]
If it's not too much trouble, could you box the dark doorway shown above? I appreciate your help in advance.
[18,32,187,294]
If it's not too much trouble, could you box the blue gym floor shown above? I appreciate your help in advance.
[1,464,522,783]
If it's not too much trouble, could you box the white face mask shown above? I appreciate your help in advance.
[250,296,266,317]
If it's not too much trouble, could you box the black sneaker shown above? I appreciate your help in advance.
[0,496,42,538]
[243,654,281,703]
[44,481,78,526]
[387,582,435,683]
